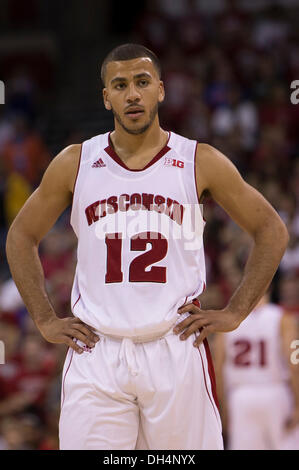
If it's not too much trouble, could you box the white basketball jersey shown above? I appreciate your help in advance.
[223,303,289,391]
[70,131,206,337]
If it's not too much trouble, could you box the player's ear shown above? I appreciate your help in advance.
[103,88,112,111]
[158,80,165,104]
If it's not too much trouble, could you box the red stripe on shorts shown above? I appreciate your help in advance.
[192,298,219,412]
[202,338,219,410]
[198,345,219,420]
[61,347,75,408]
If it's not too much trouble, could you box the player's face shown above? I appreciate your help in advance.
[103,57,165,135]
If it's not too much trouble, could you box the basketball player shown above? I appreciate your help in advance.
[6,44,289,450]
[213,292,299,450]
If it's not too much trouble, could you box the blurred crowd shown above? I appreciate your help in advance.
[0,0,299,450]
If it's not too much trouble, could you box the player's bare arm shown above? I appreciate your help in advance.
[175,143,289,346]
[6,145,100,354]
[280,312,299,429]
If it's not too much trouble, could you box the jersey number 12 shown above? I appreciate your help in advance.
[105,231,168,283]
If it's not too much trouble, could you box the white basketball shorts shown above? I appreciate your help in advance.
[59,324,223,450]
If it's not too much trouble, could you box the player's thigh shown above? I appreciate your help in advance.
[136,335,223,450]
[59,341,139,450]
[59,391,139,450]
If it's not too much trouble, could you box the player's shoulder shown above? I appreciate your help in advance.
[50,130,107,168]
[50,141,82,162]
[56,131,110,165]
[195,141,244,192]
[48,143,82,178]
[168,133,228,180]
[58,143,82,164]
[195,142,227,167]
[83,131,110,153]
[39,143,83,195]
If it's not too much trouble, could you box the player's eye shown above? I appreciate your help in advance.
[115,83,126,90]
[138,80,149,87]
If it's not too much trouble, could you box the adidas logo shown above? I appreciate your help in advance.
[92,157,106,168]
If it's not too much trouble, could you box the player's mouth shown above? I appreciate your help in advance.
[125,107,145,119]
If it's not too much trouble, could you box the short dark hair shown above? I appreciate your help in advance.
[101,43,161,86]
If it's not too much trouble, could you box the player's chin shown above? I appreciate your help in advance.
[124,118,151,135]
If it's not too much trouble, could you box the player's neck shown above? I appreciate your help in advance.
[110,119,168,158]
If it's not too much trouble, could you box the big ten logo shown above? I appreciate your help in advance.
[164,157,184,168]
[290,340,299,365]
[0,81,4,104]
[290,80,299,105]
[0,340,4,364]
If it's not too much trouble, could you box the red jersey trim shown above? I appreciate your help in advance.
[72,143,83,195]
[193,141,200,204]
[70,143,83,222]
[104,132,171,172]
[193,142,207,222]
[72,294,81,311]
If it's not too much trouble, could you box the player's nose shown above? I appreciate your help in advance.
[126,83,141,102]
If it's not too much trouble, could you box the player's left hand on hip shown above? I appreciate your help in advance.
[173,302,241,347]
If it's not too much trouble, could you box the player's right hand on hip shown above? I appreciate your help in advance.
[37,316,100,354]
